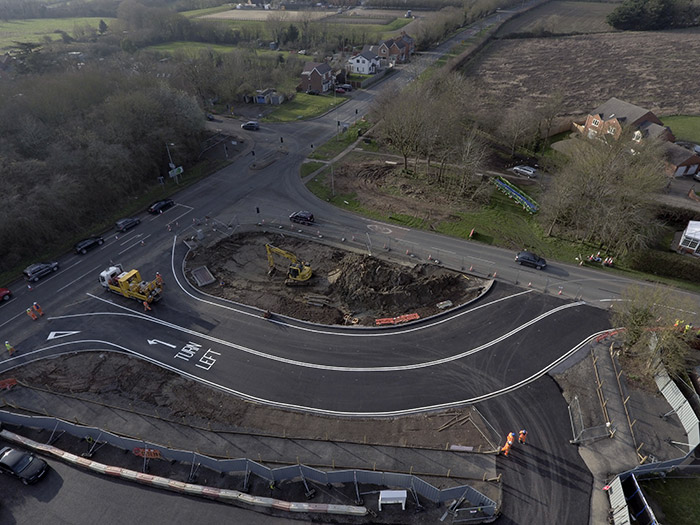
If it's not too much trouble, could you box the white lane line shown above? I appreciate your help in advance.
[3,330,611,417]
[57,265,102,293]
[170,236,537,338]
[72,297,586,373]
[0,309,28,330]
[119,234,151,255]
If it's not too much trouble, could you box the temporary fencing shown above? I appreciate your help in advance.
[0,409,497,513]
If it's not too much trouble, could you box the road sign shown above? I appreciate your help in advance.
[168,166,183,178]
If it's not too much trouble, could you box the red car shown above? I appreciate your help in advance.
[0,288,10,302]
[335,87,346,94]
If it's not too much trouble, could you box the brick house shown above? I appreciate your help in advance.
[347,51,380,75]
[299,62,333,93]
[574,97,700,177]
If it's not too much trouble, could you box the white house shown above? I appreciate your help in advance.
[347,51,380,75]
[678,220,700,255]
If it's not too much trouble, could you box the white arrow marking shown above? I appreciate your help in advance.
[148,339,176,348]
[47,331,81,340]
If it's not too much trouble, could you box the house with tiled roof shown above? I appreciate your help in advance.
[299,62,333,93]
[347,50,380,75]
[574,97,700,177]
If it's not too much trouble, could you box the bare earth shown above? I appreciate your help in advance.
[463,28,700,116]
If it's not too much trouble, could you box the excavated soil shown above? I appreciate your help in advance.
[185,231,488,325]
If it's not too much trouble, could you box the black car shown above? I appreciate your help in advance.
[75,236,104,255]
[23,261,59,282]
[0,446,48,485]
[289,210,315,225]
[241,121,260,131]
[515,251,547,270]
[148,199,175,214]
[306,90,319,96]
[115,217,141,232]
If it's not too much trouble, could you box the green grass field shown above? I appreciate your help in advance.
[497,1,617,36]
[0,17,115,51]
[661,115,700,143]
[264,92,347,122]
[144,41,317,62]
[642,477,700,525]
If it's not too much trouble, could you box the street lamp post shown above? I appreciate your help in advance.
[165,142,179,184]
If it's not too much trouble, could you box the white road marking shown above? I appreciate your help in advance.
[57,265,102,292]
[148,339,176,348]
[47,331,81,340]
[169,236,537,338]
[75,297,586,373]
[0,309,28,330]
[119,234,151,255]
[1,329,611,417]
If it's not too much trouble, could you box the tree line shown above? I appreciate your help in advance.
[607,0,700,30]
[0,69,203,273]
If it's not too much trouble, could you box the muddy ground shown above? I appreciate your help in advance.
[186,231,488,326]
[5,352,496,452]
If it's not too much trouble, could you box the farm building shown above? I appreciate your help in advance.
[678,221,700,255]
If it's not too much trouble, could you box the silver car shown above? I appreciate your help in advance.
[512,165,537,178]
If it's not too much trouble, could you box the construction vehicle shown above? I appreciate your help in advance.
[98,264,163,303]
[265,244,312,285]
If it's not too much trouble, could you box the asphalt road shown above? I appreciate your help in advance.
[1,4,698,524]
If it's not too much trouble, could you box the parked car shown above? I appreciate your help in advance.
[515,251,547,270]
[0,446,48,485]
[23,262,59,282]
[289,210,315,225]
[340,83,353,91]
[148,198,175,214]
[512,165,537,178]
[694,172,700,182]
[241,121,260,131]
[75,236,104,255]
[205,113,216,121]
[334,87,346,94]
[0,288,11,302]
[115,217,141,232]
[306,89,319,96]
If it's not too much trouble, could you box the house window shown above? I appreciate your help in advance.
[633,130,642,142]
[592,119,600,126]
[606,126,616,135]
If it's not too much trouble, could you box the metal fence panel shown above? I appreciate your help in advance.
[410,476,440,502]
[0,410,498,506]
[607,476,629,525]
[655,370,700,450]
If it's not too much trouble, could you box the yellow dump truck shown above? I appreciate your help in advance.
[98,264,163,303]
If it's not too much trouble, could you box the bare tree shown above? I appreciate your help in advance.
[611,285,698,379]
[497,98,540,156]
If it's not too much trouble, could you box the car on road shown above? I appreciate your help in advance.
[289,210,315,225]
[241,121,260,131]
[515,251,547,270]
[512,165,537,178]
[23,261,59,282]
[74,236,104,255]
[147,198,175,214]
[0,288,11,302]
[115,217,141,232]
[0,446,48,485]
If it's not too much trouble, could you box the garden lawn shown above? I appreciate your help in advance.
[661,116,700,144]
[264,93,346,122]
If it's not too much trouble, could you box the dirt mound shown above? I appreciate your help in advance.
[185,232,486,325]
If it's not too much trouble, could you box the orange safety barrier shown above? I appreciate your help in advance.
[375,318,395,326]
[0,378,17,390]
[133,447,162,459]
[395,313,420,324]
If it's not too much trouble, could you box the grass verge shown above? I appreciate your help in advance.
[642,477,700,525]
[264,93,347,122]
[309,120,373,160]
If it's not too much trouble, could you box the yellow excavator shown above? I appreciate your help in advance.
[265,244,312,285]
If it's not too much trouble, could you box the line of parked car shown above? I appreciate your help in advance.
[12,199,176,290]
